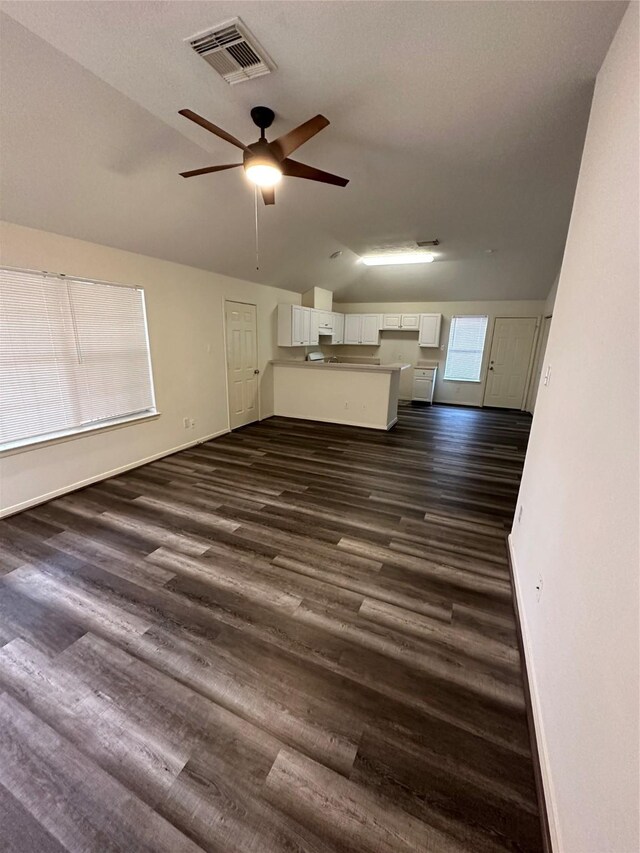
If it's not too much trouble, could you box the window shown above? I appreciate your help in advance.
[444,315,489,382]
[0,267,157,451]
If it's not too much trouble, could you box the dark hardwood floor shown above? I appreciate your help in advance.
[0,403,542,852]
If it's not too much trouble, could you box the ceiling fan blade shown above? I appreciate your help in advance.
[261,186,275,206]
[270,115,330,159]
[178,109,250,152]
[282,158,349,187]
[179,163,241,178]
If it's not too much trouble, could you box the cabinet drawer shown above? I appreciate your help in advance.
[414,368,435,379]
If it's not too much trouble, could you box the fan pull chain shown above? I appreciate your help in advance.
[254,185,260,271]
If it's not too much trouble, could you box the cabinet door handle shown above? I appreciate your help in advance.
[254,369,260,375]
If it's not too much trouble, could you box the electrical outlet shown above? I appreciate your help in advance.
[518,505,523,523]
[183,417,190,429]
[535,574,544,602]
[344,401,349,409]
[189,418,196,429]
[543,365,552,387]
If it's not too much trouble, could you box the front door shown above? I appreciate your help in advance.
[484,317,538,409]
[225,301,259,429]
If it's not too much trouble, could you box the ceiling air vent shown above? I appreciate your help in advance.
[187,18,276,85]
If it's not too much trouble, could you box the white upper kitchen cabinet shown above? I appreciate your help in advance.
[401,313,420,329]
[381,313,402,330]
[418,313,442,347]
[344,313,362,344]
[361,314,381,344]
[317,311,334,331]
[309,309,319,346]
[331,312,344,344]
[278,304,313,346]
[381,313,421,331]
[343,314,381,345]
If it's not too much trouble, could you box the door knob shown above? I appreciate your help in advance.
[489,366,494,371]
[254,369,260,375]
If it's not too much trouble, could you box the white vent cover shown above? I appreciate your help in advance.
[187,18,275,85]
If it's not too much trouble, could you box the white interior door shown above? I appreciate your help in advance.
[484,317,538,409]
[225,301,259,429]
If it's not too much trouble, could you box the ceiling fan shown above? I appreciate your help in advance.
[178,106,349,205]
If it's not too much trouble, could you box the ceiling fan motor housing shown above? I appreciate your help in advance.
[243,139,281,172]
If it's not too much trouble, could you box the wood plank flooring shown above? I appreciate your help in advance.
[0,403,542,852]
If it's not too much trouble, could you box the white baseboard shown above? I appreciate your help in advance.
[274,412,390,431]
[508,534,560,851]
[0,428,229,519]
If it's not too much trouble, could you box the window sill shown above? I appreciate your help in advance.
[0,411,161,458]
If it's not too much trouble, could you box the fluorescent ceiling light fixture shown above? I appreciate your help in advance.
[245,163,282,187]
[360,252,435,266]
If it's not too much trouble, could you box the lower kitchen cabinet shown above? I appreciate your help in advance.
[413,366,437,403]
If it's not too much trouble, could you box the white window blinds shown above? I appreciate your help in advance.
[0,268,156,448]
[444,315,489,382]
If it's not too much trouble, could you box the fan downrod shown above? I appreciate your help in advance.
[250,106,275,137]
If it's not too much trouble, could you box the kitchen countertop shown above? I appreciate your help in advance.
[270,360,411,373]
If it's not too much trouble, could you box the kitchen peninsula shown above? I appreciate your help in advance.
[270,360,411,430]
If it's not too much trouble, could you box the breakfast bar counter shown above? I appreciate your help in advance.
[270,360,411,430]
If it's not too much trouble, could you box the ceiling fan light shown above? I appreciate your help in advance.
[245,162,282,187]
[361,252,435,266]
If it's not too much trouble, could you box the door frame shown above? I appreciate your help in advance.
[527,314,553,413]
[222,298,260,431]
[482,316,541,410]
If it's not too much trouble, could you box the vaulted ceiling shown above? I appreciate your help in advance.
[0,1,626,301]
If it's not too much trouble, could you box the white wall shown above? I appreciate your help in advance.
[331,300,544,406]
[510,6,639,852]
[0,221,300,516]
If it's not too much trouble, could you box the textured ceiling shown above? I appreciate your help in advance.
[0,1,626,301]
